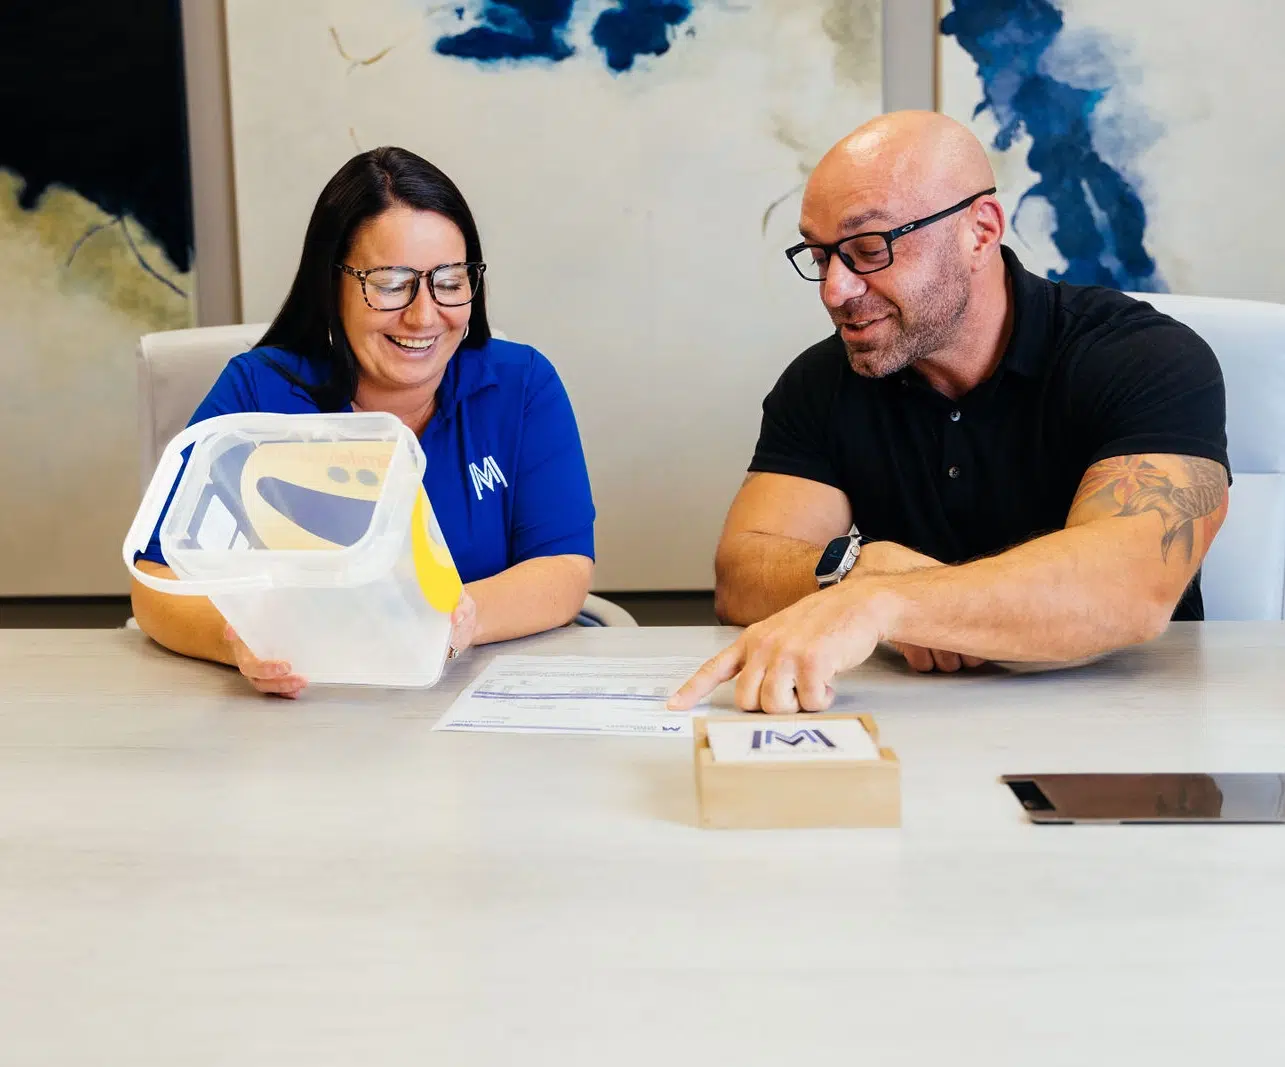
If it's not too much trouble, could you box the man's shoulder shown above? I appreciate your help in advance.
[776,332,849,387]
[1014,257,1206,365]
[1053,289,1218,387]
[1054,282,1176,340]
[1003,256,1216,382]
[1010,269,1225,447]
[793,331,847,364]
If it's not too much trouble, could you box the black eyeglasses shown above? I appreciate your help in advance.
[785,188,996,281]
[337,262,486,310]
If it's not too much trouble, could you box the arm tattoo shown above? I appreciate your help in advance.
[1072,456,1228,563]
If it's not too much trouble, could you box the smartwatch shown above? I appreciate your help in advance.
[815,527,863,588]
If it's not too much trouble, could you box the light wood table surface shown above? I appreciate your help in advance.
[1,623,1283,1065]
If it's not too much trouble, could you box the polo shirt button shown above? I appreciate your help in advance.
[949,409,961,422]
[947,465,961,479]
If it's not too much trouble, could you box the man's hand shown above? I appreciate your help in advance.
[856,540,940,575]
[890,641,987,673]
[857,543,985,672]
[668,582,891,713]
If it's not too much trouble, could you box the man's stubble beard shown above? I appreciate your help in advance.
[840,254,972,379]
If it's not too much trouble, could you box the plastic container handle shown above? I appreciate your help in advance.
[123,416,273,598]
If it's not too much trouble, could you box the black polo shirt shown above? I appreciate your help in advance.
[749,246,1229,620]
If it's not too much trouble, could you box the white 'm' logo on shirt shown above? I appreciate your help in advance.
[468,456,508,500]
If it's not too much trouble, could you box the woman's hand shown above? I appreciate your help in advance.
[449,589,479,657]
[224,626,308,699]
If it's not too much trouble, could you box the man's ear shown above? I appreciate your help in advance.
[971,194,1005,261]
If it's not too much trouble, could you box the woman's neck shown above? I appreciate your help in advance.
[352,378,440,437]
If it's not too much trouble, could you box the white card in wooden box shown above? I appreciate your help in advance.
[694,712,900,829]
[705,718,881,763]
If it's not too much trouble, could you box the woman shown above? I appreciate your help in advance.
[132,147,596,697]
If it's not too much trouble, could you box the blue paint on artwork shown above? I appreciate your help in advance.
[433,0,697,72]
[435,1,577,63]
[941,0,1164,291]
[592,1,695,72]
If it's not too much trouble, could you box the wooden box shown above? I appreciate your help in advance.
[693,712,900,829]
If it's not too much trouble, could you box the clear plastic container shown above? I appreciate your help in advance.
[124,412,462,687]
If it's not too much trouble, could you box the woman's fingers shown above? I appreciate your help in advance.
[249,675,308,698]
[449,591,479,654]
[225,625,307,697]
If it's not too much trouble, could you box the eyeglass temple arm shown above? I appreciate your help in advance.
[895,187,998,237]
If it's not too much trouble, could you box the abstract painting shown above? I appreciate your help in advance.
[226,0,881,589]
[939,0,1285,301]
[0,2,194,594]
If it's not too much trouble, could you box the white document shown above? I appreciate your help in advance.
[706,718,879,763]
[433,656,706,737]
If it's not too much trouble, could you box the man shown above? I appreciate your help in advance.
[670,111,1229,714]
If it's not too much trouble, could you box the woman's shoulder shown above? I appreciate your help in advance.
[472,335,562,388]
[448,336,570,421]
[478,335,551,366]
[227,345,325,383]
[197,345,326,417]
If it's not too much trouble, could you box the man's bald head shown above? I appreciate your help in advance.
[806,111,996,225]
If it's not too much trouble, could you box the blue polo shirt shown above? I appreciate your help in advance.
[139,338,595,581]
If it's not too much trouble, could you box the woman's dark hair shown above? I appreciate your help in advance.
[258,146,491,410]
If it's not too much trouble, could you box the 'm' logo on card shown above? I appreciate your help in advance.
[706,719,878,764]
[751,728,836,750]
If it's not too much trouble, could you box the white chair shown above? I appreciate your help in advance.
[137,323,267,489]
[1126,293,1285,620]
[134,324,635,626]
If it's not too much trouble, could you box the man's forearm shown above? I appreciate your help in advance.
[714,532,824,625]
[862,520,1176,662]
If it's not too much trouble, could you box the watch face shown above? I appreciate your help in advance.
[815,536,851,578]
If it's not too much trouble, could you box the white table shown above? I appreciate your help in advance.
[2,623,1284,1065]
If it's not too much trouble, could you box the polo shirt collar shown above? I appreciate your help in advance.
[434,340,498,420]
[998,244,1052,379]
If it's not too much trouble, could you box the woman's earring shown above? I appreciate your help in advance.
[462,324,470,342]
